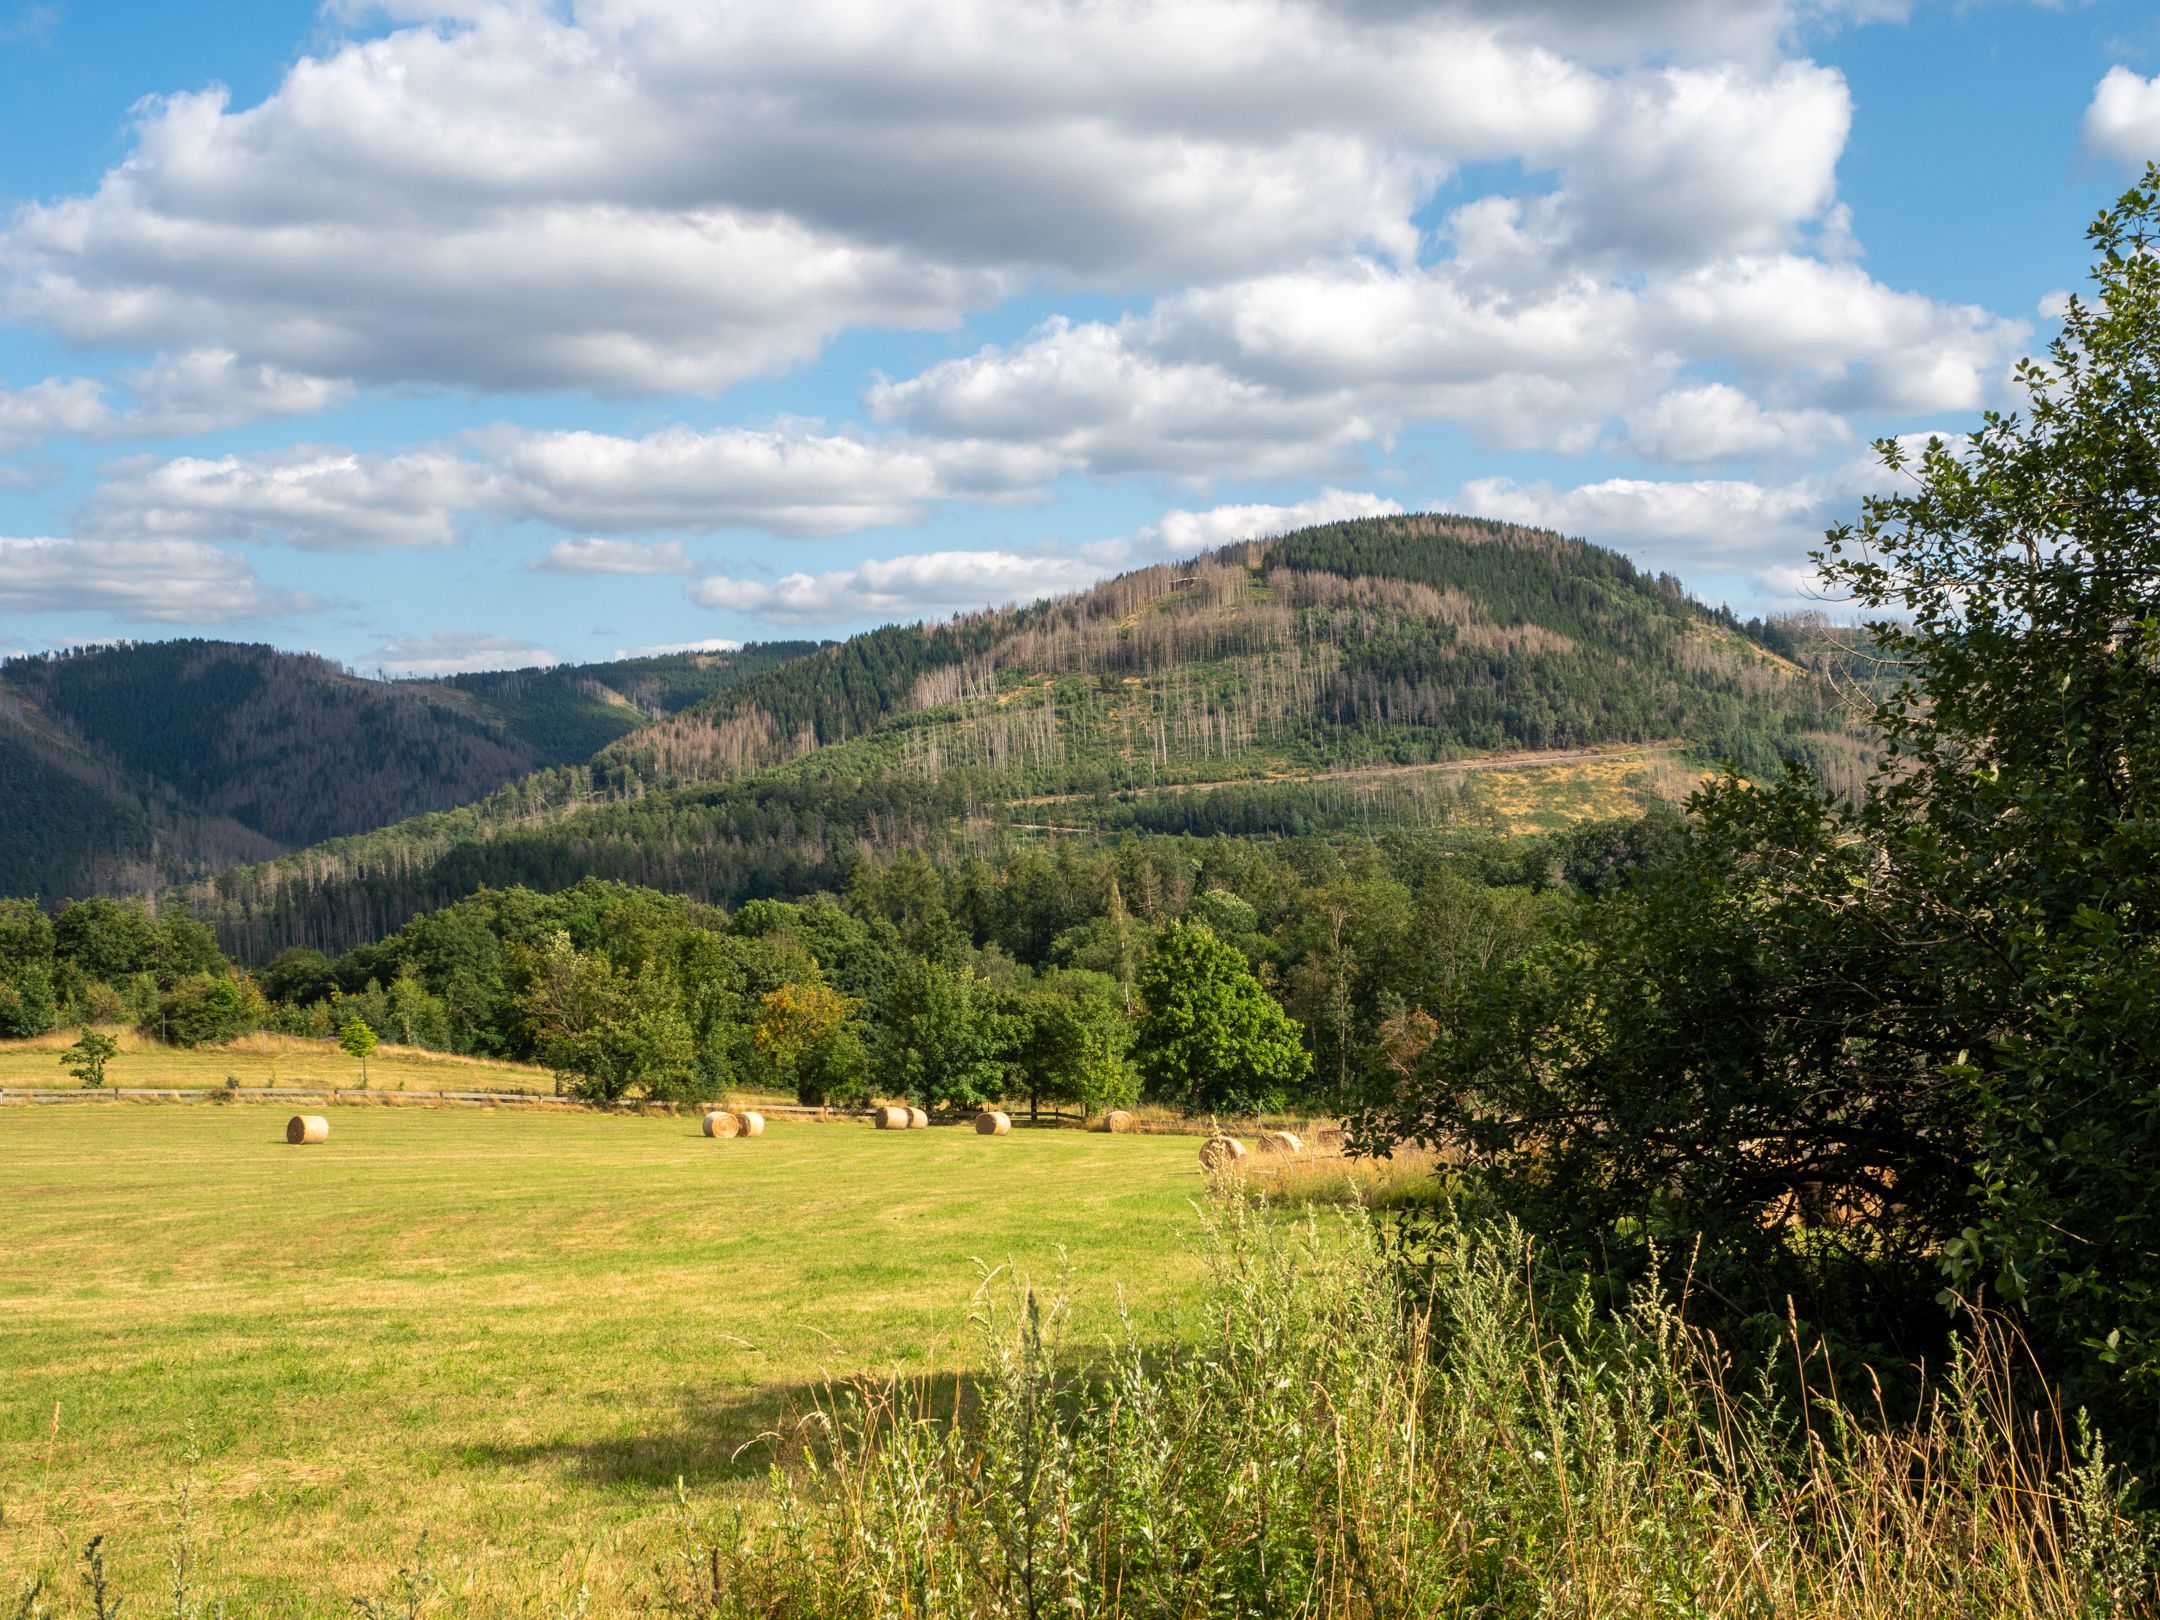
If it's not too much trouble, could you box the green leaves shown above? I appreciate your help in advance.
[873,956,1008,1111]
[1133,922,1311,1115]
[59,1028,117,1089]
[1390,162,2160,1440]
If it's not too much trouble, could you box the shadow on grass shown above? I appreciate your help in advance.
[461,1370,980,1489]
[462,1342,1178,1491]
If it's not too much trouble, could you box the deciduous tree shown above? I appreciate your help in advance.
[338,1016,378,1086]
[1134,922,1310,1115]
[61,1028,117,1089]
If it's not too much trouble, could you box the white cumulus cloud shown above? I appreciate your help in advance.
[0,378,109,456]
[871,246,2016,480]
[82,446,482,551]
[0,352,349,457]
[609,636,748,658]
[530,537,696,575]
[480,423,1059,537]
[688,487,1400,628]
[2084,66,2160,167]
[116,350,352,438]
[1618,383,1851,465]
[1462,472,1838,559]
[81,420,1068,551]
[0,0,1885,396]
[368,629,559,676]
[1133,488,1404,557]
[690,548,1104,626]
[0,536,319,622]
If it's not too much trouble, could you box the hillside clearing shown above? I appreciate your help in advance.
[1000,740,1686,808]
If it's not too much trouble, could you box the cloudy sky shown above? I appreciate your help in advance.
[0,0,2155,673]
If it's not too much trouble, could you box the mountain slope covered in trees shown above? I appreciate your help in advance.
[0,639,816,901]
[168,515,1864,956]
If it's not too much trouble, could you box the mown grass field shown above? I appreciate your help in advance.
[0,1106,1211,1614]
[0,1029,564,1093]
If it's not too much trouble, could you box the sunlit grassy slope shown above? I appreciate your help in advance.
[0,1028,559,1092]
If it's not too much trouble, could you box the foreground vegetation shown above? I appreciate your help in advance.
[682,1209,2152,1619]
[6,1138,2149,1616]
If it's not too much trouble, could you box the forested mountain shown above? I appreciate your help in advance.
[161,515,1865,957]
[0,639,815,901]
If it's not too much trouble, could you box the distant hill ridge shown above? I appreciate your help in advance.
[138,514,1862,957]
[0,638,817,900]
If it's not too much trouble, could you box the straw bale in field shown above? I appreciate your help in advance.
[873,1105,911,1130]
[287,1114,329,1145]
[908,1106,929,1129]
[1258,1130,1303,1155]
[1199,1134,1247,1171]
[702,1110,741,1139]
[1102,1109,1136,1133]
[736,1110,765,1137]
[975,1110,1012,1135]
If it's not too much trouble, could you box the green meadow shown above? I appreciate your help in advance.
[0,1106,1209,1614]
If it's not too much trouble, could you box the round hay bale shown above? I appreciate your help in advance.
[736,1110,765,1137]
[1198,1134,1247,1172]
[1258,1130,1304,1155]
[975,1110,1012,1135]
[908,1106,930,1129]
[702,1110,741,1139]
[286,1114,328,1145]
[872,1105,911,1130]
[1102,1109,1137,1134]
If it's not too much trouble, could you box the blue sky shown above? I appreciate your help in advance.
[1,0,2157,674]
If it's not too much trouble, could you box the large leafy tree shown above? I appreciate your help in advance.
[875,956,1006,1110]
[756,980,870,1106]
[511,931,706,1102]
[157,974,260,1048]
[1005,969,1136,1119]
[1826,169,2160,1406]
[53,897,158,987]
[1386,169,2160,1423]
[1135,922,1311,1115]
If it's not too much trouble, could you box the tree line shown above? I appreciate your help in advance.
[4,809,1669,1127]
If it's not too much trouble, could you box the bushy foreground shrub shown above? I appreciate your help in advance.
[671,1207,2155,1620]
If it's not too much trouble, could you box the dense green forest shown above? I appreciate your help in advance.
[0,817,1618,1115]
[136,519,1859,956]
[0,638,815,902]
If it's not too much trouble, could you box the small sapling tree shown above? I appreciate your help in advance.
[339,1017,378,1088]
[60,1028,118,1089]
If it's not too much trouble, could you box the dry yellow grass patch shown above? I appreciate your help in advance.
[1236,1141,1454,1210]
[0,1027,565,1093]
[1473,749,1708,832]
